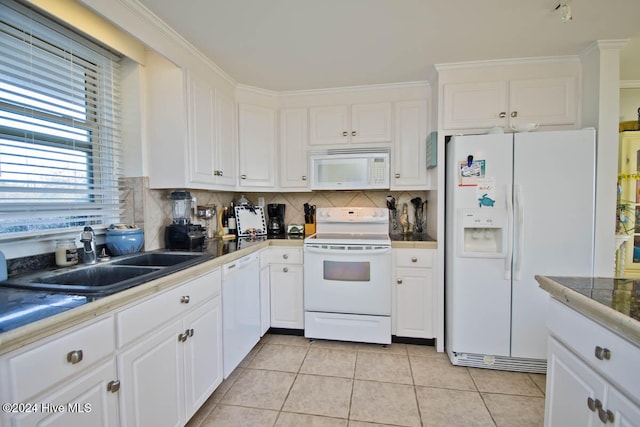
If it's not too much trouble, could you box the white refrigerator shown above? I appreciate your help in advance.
[445,129,596,372]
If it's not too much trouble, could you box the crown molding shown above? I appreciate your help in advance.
[276,80,429,97]
[434,55,580,71]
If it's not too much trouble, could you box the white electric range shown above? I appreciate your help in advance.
[303,207,392,344]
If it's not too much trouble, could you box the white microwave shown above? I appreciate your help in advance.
[309,148,390,190]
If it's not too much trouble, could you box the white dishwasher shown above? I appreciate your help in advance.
[222,253,260,378]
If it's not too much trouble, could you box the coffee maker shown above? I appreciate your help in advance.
[267,203,286,236]
[165,190,206,250]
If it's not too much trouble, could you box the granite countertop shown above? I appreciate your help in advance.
[536,275,640,346]
[0,232,435,354]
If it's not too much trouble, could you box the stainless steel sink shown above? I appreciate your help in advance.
[0,251,213,296]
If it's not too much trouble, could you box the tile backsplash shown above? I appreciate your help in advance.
[121,177,430,251]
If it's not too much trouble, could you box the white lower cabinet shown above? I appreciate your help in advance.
[545,299,640,426]
[269,247,304,329]
[392,248,436,338]
[0,316,118,427]
[116,268,223,427]
[259,249,271,336]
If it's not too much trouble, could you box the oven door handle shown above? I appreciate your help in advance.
[304,246,391,255]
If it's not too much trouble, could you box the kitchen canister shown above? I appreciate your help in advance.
[55,239,79,267]
[105,224,144,256]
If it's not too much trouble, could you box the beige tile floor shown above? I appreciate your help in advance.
[186,333,546,427]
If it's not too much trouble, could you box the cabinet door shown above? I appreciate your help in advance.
[545,337,605,427]
[215,90,237,187]
[279,108,309,188]
[270,264,304,329]
[11,360,119,427]
[118,321,184,427]
[442,81,508,130]
[238,104,276,187]
[607,386,640,427]
[351,102,392,143]
[309,105,349,145]
[188,74,217,186]
[394,267,435,338]
[392,100,428,189]
[509,77,576,127]
[183,297,223,421]
[260,265,271,336]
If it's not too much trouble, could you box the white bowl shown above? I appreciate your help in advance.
[510,122,539,133]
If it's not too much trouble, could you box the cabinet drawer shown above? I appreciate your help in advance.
[394,249,433,268]
[117,268,221,348]
[269,247,302,264]
[6,316,115,402]
[548,298,640,399]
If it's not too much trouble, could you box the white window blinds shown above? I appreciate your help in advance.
[0,0,122,239]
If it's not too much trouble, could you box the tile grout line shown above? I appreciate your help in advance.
[469,369,499,427]
[272,340,311,426]
[406,348,425,426]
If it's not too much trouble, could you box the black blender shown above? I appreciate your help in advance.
[165,190,206,250]
[267,203,286,236]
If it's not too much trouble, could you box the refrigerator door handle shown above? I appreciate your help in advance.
[505,184,513,280]
[514,184,524,280]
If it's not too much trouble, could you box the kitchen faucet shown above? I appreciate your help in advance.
[80,226,97,264]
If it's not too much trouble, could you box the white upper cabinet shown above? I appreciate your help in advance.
[238,103,277,188]
[188,72,237,188]
[146,51,237,190]
[442,76,577,131]
[392,100,429,189]
[309,102,392,145]
[279,108,309,189]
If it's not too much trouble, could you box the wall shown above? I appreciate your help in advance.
[122,177,431,251]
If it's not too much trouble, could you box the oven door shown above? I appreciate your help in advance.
[303,244,391,315]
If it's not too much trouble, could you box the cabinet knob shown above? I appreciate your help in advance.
[283,267,289,272]
[598,407,615,424]
[283,254,289,259]
[66,350,83,364]
[342,131,348,137]
[178,332,188,342]
[499,112,507,118]
[241,174,247,179]
[397,279,403,284]
[187,328,194,337]
[181,295,190,304]
[395,173,401,178]
[510,111,518,118]
[107,380,121,393]
[411,257,418,263]
[218,170,223,177]
[587,397,599,412]
[594,346,611,360]
[352,131,357,136]
[302,175,307,181]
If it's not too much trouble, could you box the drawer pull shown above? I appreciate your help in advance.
[283,267,289,273]
[594,346,611,360]
[107,380,121,393]
[411,257,418,263]
[180,295,190,304]
[66,350,83,364]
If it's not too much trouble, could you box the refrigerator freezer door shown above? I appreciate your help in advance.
[510,129,595,359]
[446,133,514,356]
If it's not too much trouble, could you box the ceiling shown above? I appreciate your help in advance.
[136,0,640,91]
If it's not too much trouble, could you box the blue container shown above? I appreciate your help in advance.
[105,228,144,256]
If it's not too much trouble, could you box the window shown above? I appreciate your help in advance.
[0,0,122,239]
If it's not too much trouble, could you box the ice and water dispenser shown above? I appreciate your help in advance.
[458,209,506,257]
